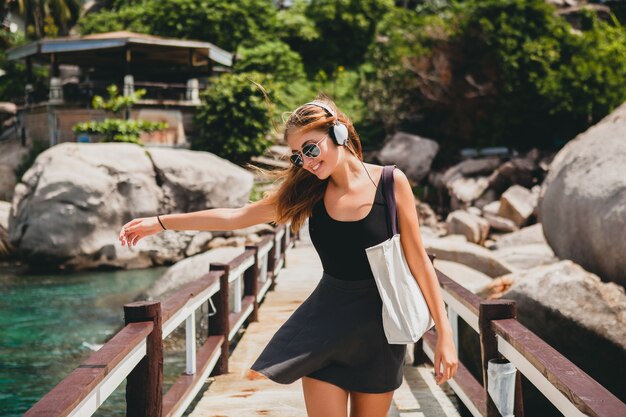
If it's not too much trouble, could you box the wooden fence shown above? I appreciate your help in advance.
[24,223,298,417]
[22,223,626,417]
[416,255,626,417]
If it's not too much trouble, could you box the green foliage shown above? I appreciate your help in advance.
[276,0,319,43]
[362,0,626,149]
[15,0,81,39]
[79,0,277,52]
[91,85,146,115]
[72,84,167,144]
[73,119,167,144]
[15,139,49,182]
[77,5,150,34]
[234,41,306,82]
[0,32,48,102]
[193,72,274,164]
[282,0,395,74]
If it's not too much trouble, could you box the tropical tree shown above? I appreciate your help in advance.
[14,0,81,38]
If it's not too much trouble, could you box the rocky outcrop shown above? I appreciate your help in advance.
[8,142,254,270]
[377,132,439,182]
[486,260,626,396]
[539,101,626,287]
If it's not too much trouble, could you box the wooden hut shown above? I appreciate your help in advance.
[7,31,233,147]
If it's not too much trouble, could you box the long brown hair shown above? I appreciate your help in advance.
[246,94,365,234]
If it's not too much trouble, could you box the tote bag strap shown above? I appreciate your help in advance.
[381,164,398,237]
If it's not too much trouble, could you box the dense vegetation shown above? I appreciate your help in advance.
[3,0,626,160]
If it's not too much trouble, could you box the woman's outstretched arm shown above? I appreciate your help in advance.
[119,197,277,247]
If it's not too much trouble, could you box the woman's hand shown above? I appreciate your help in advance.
[433,331,459,385]
[119,216,163,247]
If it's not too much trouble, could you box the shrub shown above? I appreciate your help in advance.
[193,72,274,164]
[234,41,306,83]
[72,85,167,144]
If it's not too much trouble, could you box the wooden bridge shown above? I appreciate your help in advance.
[23,221,626,417]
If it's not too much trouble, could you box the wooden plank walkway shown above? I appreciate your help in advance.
[189,221,464,417]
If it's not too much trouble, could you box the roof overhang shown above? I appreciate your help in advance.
[7,32,232,67]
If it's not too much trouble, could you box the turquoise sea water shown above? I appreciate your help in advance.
[0,263,170,416]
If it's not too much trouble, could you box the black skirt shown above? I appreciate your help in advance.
[250,271,407,393]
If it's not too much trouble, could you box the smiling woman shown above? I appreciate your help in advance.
[119,93,457,417]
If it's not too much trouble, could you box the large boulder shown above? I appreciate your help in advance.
[492,261,626,398]
[8,142,254,270]
[539,101,626,287]
[377,132,439,182]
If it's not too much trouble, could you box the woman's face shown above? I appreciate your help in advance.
[287,128,338,178]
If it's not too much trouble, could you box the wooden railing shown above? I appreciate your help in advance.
[416,255,626,417]
[24,223,298,417]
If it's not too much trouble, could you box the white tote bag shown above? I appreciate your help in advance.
[365,165,435,344]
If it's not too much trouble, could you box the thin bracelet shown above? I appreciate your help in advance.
[156,215,167,230]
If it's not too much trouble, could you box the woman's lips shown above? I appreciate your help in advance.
[312,161,322,172]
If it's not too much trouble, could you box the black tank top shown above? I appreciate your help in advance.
[308,171,390,281]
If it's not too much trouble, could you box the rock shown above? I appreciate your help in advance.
[483,211,519,233]
[184,231,214,257]
[416,201,441,229]
[448,176,490,210]
[0,200,15,258]
[445,210,490,245]
[439,157,502,186]
[147,147,253,212]
[422,236,516,277]
[0,165,16,202]
[0,137,30,201]
[434,259,493,294]
[491,261,626,395]
[208,236,248,249]
[477,276,515,299]
[487,149,542,194]
[539,101,626,287]
[498,185,536,227]
[377,132,439,182]
[491,243,558,270]
[473,188,498,210]
[467,206,481,216]
[482,200,500,216]
[145,246,245,299]
[8,142,253,270]
[492,224,547,249]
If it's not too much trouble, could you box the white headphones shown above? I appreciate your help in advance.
[302,101,349,146]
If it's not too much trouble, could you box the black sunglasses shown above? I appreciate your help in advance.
[290,135,328,167]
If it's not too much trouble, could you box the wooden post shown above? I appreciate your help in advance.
[414,253,437,365]
[124,301,163,417]
[244,244,260,322]
[209,263,230,375]
[267,231,277,291]
[479,299,524,417]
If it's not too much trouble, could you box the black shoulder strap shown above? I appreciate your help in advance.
[381,164,398,237]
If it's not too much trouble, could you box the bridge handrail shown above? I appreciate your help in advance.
[24,222,297,417]
[418,256,626,417]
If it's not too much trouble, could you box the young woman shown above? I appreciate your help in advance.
[119,96,458,417]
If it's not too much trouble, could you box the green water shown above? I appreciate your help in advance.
[0,263,170,416]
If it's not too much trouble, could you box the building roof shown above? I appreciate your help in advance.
[7,31,232,67]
